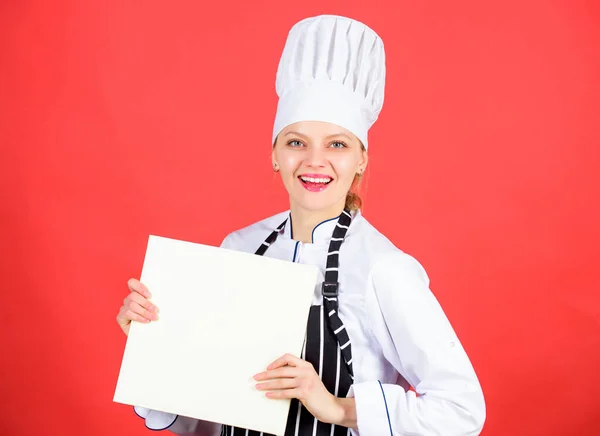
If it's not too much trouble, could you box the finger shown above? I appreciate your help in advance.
[256,378,298,391]
[128,291,159,313]
[265,388,301,399]
[125,308,151,324]
[254,366,303,381]
[116,306,130,326]
[128,278,152,299]
[267,353,305,370]
[129,301,158,321]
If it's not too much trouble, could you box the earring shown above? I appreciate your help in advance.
[357,168,364,176]
[273,163,279,172]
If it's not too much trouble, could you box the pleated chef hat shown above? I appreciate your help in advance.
[272,15,386,149]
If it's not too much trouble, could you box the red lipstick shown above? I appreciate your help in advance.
[298,174,333,192]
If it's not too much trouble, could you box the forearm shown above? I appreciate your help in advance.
[333,397,357,430]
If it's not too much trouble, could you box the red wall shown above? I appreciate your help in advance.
[1,1,599,435]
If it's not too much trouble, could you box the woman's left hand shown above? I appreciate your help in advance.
[254,353,343,425]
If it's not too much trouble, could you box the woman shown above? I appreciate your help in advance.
[117,15,486,436]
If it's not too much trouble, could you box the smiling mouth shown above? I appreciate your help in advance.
[298,175,333,185]
[298,175,333,192]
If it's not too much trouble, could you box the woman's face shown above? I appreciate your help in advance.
[272,121,368,214]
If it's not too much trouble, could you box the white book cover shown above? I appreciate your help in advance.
[114,235,319,435]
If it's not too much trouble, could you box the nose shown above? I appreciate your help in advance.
[304,144,327,168]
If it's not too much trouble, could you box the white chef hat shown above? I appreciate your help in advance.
[272,15,386,149]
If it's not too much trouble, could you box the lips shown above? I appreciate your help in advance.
[298,174,333,192]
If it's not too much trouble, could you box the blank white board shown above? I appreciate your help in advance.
[114,235,319,435]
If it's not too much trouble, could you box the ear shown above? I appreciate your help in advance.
[359,148,369,172]
[271,147,277,167]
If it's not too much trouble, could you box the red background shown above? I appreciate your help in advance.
[1,1,599,435]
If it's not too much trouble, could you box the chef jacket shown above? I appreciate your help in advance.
[134,209,486,435]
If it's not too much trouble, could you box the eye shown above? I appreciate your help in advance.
[329,141,347,149]
[287,140,304,147]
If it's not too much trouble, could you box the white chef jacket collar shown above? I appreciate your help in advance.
[281,210,359,244]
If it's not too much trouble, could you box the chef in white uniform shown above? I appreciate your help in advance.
[117,14,486,436]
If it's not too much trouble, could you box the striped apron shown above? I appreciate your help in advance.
[222,209,355,436]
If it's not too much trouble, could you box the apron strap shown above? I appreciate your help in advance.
[321,209,354,377]
[254,220,287,256]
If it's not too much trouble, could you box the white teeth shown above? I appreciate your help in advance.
[300,176,332,184]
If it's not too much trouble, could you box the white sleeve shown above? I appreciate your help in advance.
[349,251,486,436]
[131,234,236,435]
[133,406,221,435]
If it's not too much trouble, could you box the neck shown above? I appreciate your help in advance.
[289,201,346,243]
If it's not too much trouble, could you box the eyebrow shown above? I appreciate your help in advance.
[284,131,353,141]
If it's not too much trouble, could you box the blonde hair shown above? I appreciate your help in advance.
[345,141,367,211]
[345,173,364,211]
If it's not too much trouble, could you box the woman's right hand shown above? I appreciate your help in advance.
[117,278,160,336]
